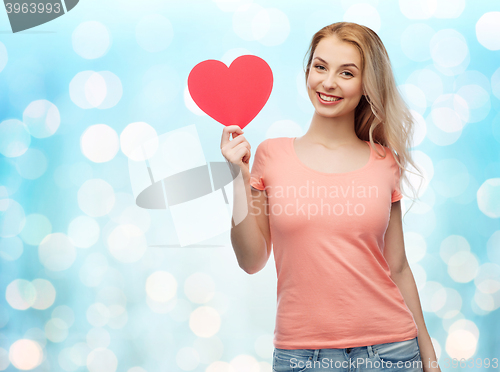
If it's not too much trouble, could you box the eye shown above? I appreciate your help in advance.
[342,71,354,77]
[314,64,326,71]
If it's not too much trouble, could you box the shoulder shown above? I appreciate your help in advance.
[255,136,290,152]
[371,142,396,161]
[371,142,400,172]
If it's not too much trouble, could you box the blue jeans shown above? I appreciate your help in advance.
[272,336,423,372]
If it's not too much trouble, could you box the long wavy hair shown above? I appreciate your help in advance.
[303,22,424,219]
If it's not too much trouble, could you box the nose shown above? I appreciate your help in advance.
[322,73,339,91]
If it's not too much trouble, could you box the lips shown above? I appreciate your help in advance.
[317,92,343,104]
[318,92,342,98]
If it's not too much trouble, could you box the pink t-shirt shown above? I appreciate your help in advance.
[249,137,418,349]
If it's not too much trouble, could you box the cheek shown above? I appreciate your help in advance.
[343,84,363,97]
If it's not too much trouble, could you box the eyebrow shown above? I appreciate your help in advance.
[313,57,359,70]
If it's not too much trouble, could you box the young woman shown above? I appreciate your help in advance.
[221,22,440,372]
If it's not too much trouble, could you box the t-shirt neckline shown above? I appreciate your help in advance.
[290,137,375,176]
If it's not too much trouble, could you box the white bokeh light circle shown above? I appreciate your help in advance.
[77,179,116,217]
[80,124,119,163]
[70,71,96,109]
[430,29,469,69]
[399,0,436,19]
[184,272,216,304]
[87,303,110,328]
[45,318,68,342]
[52,305,75,327]
[448,251,479,283]
[38,233,77,272]
[87,327,111,349]
[431,94,468,137]
[176,347,200,370]
[106,224,147,263]
[440,235,470,264]
[5,279,36,310]
[475,262,500,293]
[434,288,462,319]
[476,12,500,51]
[107,304,128,329]
[456,84,490,124]
[419,281,446,313]
[127,368,146,372]
[477,178,500,218]
[146,271,177,303]
[256,8,290,46]
[430,107,464,133]
[19,213,52,246]
[446,319,479,360]
[120,122,159,161]
[31,279,56,310]
[433,0,465,18]
[0,198,26,238]
[95,71,122,109]
[22,99,60,138]
[85,72,107,108]
[86,348,118,372]
[9,339,43,370]
[72,21,111,59]
[68,215,100,248]
[136,14,173,53]
[189,306,221,338]
[0,119,31,158]
[70,71,122,110]
[406,69,443,104]
[59,346,79,370]
[233,3,269,41]
[23,328,47,350]
[107,192,135,223]
[0,41,7,73]
[119,205,151,233]
[343,3,381,33]
[213,0,252,12]
[70,342,91,367]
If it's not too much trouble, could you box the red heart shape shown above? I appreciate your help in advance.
[187,55,273,129]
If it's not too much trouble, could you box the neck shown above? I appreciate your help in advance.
[303,111,361,149]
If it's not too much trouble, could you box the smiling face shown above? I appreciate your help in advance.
[306,35,364,118]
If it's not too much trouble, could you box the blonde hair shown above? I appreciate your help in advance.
[303,21,423,219]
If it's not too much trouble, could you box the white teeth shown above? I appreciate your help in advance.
[319,93,341,101]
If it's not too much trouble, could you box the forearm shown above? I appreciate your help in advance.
[230,168,267,274]
[391,265,441,372]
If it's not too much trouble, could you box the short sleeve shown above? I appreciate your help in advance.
[392,162,403,203]
[249,139,268,191]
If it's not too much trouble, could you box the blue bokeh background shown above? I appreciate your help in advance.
[1,0,500,371]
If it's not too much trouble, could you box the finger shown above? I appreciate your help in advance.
[234,142,250,163]
[222,133,247,152]
[221,125,244,147]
